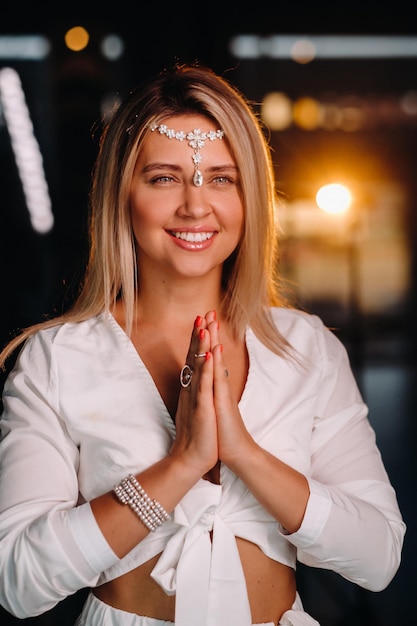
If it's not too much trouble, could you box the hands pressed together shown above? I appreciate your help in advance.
[171,310,252,481]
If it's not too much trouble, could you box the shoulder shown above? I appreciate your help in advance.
[29,314,108,343]
[269,306,323,329]
[16,314,117,367]
[3,315,123,400]
[269,306,328,340]
[267,306,348,362]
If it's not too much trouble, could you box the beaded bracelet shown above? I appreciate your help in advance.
[113,474,171,532]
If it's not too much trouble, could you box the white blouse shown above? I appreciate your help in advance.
[0,308,405,626]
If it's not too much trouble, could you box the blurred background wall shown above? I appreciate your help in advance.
[0,2,416,624]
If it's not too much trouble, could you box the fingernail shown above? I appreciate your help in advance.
[199,329,205,340]
[195,315,202,328]
[205,351,212,361]
[219,344,223,352]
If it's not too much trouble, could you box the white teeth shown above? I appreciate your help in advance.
[173,231,214,242]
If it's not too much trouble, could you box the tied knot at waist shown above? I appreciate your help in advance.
[151,479,252,626]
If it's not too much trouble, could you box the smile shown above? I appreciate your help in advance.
[170,231,215,243]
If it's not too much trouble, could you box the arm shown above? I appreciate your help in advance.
[0,332,117,617]
[0,318,219,618]
[208,313,405,591]
[288,325,405,590]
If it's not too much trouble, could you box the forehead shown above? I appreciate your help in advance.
[141,114,233,162]
[151,113,221,136]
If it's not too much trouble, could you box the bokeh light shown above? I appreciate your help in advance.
[316,183,353,214]
[291,39,316,64]
[261,92,292,130]
[292,97,321,130]
[64,26,90,52]
[100,34,124,60]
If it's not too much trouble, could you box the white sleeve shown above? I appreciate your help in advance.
[281,321,406,591]
[0,332,119,618]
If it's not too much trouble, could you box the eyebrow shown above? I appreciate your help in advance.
[141,163,181,173]
[141,163,238,173]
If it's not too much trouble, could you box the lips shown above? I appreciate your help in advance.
[170,231,215,243]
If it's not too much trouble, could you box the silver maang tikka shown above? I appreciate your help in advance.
[149,123,224,187]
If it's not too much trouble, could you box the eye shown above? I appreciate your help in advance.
[149,175,175,185]
[211,174,237,186]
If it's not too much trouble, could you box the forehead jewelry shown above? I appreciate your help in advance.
[150,123,224,187]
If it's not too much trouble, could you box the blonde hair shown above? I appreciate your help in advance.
[0,62,293,370]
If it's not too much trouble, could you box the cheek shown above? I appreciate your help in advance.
[129,195,153,247]
[226,198,245,238]
[130,190,157,229]
[130,202,143,236]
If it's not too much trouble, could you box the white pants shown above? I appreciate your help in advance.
[75,592,275,626]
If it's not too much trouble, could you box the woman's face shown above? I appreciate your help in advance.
[130,114,244,282]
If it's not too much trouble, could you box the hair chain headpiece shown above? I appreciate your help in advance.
[150,123,224,187]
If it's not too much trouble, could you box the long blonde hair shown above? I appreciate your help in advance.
[0,62,293,370]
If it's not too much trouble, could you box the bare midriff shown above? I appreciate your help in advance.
[93,537,296,625]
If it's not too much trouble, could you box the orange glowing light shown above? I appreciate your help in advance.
[316,183,352,214]
[64,26,89,52]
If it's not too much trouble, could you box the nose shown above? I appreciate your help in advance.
[177,181,212,219]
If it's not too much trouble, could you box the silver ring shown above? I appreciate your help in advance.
[194,352,206,358]
[180,364,193,388]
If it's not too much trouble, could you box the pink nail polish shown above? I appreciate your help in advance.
[199,329,205,340]
[195,316,202,328]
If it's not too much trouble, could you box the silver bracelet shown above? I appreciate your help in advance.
[113,474,171,532]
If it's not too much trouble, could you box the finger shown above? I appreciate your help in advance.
[174,348,218,474]
[179,320,212,392]
[205,313,221,352]
[212,343,230,400]
[197,349,214,396]
[184,315,206,364]
[211,344,247,464]
[205,309,217,325]
[193,327,210,364]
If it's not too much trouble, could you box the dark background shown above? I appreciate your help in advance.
[1,2,416,624]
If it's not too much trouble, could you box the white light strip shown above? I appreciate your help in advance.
[0,35,51,60]
[229,35,417,60]
[0,67,54,233]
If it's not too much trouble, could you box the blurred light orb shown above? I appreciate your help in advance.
[65,26,89,52]
[293,97,321,130]
[261,91,292,130]
[228,35,260,59]
[401,90,417,116]
[320,103,343,130]
[316,183,352,214]
[291,39,316,64]
[101,34,124,60]
[339,105,365,131]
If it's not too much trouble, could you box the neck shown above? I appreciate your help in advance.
[136,273,224,327]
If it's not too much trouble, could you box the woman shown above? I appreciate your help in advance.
[0,63,405,626]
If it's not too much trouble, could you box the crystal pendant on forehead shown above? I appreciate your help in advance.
[149,123,224,186]
[193,170,203,187]
[192,149,203,186]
